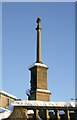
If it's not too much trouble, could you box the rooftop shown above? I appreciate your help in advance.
[0,89,18,100]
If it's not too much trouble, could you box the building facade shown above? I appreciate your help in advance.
[0,89,18,109]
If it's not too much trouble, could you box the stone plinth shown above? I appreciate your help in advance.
[29,63,51,101]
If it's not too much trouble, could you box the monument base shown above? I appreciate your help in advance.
[29,89,51,101]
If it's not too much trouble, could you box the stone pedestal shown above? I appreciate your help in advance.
[29,65,51,101]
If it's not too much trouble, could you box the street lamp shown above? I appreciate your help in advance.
[71,98,77,100]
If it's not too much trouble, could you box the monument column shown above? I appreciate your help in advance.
[36,17,42,63]
[28,17,51,101]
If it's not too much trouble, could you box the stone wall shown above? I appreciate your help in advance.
[8,107,28,119]
[0,94,15,108]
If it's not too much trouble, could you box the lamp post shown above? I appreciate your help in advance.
[71,98,77,101]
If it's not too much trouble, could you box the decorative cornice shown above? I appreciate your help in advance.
[36,89,51,94]
[28,62,49,70]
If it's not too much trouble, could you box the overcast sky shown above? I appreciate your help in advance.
[2,2,75,101]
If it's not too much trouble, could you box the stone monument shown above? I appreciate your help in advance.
[28,17,51,102]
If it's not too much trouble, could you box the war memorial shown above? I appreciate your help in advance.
[0,18,77,120]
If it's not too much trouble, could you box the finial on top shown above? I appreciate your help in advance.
[36,17,42,31]
[36,17,41,23]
